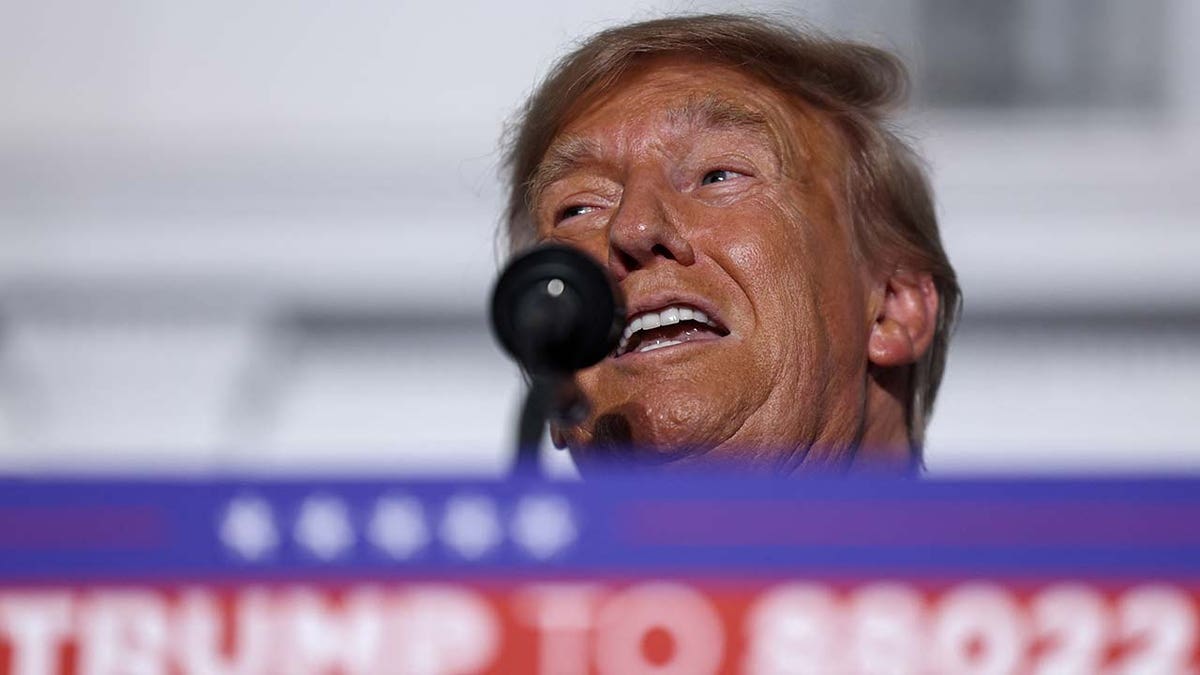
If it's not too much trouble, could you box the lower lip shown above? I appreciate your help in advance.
[611,334,727,363]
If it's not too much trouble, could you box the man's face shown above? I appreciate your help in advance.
[531,58,876,473]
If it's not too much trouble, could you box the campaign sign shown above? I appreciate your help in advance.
[0,476,1198,674]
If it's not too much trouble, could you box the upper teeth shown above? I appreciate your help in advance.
[616,305,717,355]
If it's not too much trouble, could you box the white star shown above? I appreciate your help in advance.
[294,494,355,561]
[439,494,502,560]
[511,494,577,560]
[219,495,279,561]
[367,495,429,559]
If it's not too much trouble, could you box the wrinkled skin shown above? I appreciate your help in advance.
[531,58,930,474]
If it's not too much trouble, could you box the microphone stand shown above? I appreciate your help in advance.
[514,374,556,475]
[513,373,589,476]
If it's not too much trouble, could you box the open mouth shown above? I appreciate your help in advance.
[614,304,730,357]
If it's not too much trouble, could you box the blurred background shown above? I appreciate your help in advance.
[0,0,1196,477]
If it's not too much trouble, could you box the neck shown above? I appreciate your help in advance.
[852,366,918,473]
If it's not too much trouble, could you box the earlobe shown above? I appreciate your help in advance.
[868,270,939,368]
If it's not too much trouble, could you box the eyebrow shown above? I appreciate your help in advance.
[528,94,780,205]
[528,136,605,207]
[667,93,773,134]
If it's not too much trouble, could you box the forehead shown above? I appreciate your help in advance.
[528,57,852,203]
[523,55,854,240]
[559,57,801,145]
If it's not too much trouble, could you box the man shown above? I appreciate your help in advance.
[501,14,960,475]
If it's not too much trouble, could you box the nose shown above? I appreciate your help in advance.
[605,178,696,280]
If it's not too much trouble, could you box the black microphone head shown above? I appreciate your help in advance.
[491,244,625,374]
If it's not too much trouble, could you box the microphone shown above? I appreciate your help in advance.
[491,244,625,375]
[491,244,625,474]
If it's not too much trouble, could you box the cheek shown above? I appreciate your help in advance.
[722,238,774,292]
[704,212,819,391]
[541,227,610,264]
[717,199,867,376]
[716,200,822,325]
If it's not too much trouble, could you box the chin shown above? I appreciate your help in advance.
[564,406,747,475]
[570,439,788,476]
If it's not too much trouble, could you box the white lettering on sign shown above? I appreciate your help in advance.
[0,582,1196,674]
[385,586,500,675]
[594,582,725,675]
[744,583,839,674]
[174,588,274,675]
[846,583,925,675]
[0,592,72,675]
[78,590,170,675]
[1029,583,1108,675]
[0,586,502,675]
[275,587,384,675]
[1111,585,1198,675]
[743,583,1199,675]
[931,583,1026,675]
[516,582,728,675]
[515,583,601,675]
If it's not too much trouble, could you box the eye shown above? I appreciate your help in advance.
[700,169,743,186]
[558,204,596,222]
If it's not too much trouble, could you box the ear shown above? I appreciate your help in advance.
[868,269,939,368]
